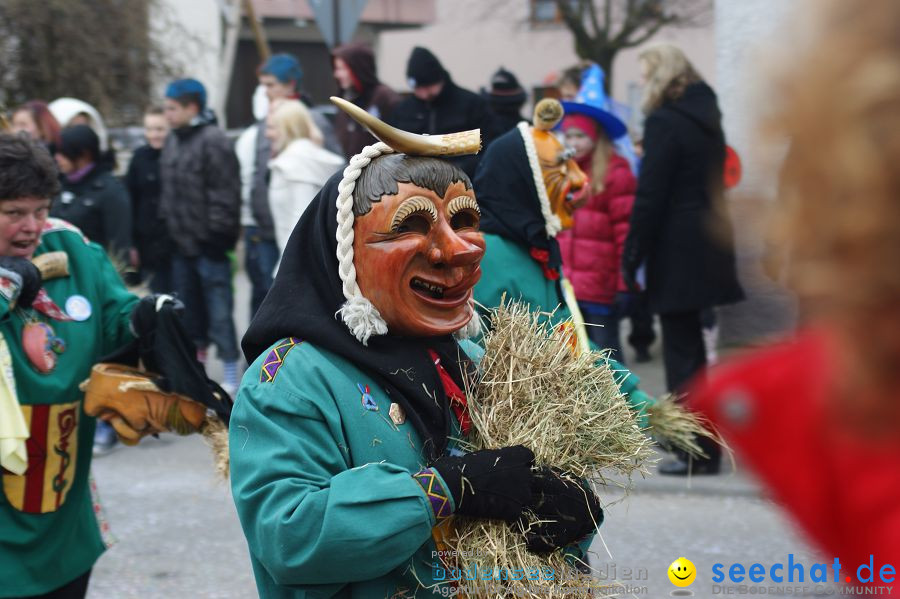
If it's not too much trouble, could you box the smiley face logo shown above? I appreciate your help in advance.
[668,557,696,587]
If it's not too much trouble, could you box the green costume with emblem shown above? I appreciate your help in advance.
[232,339,466,598]
[0,219,137,597]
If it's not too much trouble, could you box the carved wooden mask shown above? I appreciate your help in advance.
[353,181,485,337]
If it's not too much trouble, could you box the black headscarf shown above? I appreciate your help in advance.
[242,172,475,461]
[474,127,563,271]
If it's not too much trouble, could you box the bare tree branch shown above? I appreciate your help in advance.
[621,15,676,48]
[550,0,713,91]
[586,0,603,38]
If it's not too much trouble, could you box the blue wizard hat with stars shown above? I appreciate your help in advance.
[561,64,627,139]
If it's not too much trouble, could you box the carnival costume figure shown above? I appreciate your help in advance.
[230,99,604,597]
[472,100,657,427]
[0,133,229,598]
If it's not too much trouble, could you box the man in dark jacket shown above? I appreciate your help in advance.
[125,106,172,293]
[332,42,400,160]
[481,67,528,148]
[387,46,490,178]
[159,78,242,394]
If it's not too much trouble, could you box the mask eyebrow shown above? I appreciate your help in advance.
[389,195,438,232]
[447,195,480,217]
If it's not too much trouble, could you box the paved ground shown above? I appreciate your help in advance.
[85,271,826,598]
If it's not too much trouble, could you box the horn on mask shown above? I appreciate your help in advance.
[330,96,481,157]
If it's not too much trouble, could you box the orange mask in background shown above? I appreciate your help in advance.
[533,122,588,231]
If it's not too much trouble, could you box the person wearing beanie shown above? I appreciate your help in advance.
[51,124,132,261]
[236,53,345,321]
[387,46,491,179]
[257,53,343,156]
[481,67,528,147]
[159,77,243,395]
[332,42,401,160]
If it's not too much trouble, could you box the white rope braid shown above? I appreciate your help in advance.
[454,302,483,340]
[517,121,562,238]
[335,142,394,345]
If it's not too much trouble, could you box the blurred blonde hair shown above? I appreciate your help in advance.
[589,134,613,194]
[639,44,701,114]
[769,0,900,421]
[269,99,323,154]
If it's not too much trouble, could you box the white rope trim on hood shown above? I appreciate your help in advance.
[517,121,562,238]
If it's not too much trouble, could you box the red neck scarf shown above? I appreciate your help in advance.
[427,349,471,436]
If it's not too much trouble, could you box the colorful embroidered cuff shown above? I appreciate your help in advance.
[413,467,455,522]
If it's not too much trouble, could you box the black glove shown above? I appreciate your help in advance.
[431,446,534,522]
[521,467,604,554]
[0,256,43,309]
[621,241,642,294]
[130,294,185,340]
[200,233,235,261]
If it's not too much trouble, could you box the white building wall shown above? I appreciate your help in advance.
[150,0,223,108]
[715,0,802,343]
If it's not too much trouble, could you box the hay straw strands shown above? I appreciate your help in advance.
[443,301,655,598]
[460,302,653,480]
[647,394,725,459]
[204,415,231,479]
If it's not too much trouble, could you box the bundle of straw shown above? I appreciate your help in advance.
[647,394,715,458]
[431,302,655,598]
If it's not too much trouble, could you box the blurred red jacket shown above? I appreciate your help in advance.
[688,330,900,588]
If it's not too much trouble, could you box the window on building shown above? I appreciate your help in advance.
[530,0,580,26]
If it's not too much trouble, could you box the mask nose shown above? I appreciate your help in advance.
[428,225,484,268]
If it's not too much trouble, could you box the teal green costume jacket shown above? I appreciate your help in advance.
[474,233,654,428]
[0,219,137,597]
[231,339,464,598]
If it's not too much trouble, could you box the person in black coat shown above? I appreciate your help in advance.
[622,45,744,474]
[387,46,490,178]
[125,106,174,293]
[481,67,528,148]
[52,124,132,262]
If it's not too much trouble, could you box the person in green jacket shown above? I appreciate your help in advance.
[472,103,655,428]
[231,99,604,597]
[0,134,134,598]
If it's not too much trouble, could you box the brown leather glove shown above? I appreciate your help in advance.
[81,363,207,444]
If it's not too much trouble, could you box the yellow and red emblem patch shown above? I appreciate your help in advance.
[3,401,79,513]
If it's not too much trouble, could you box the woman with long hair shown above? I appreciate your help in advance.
[622,44,745,475]
[265,99,344,254]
